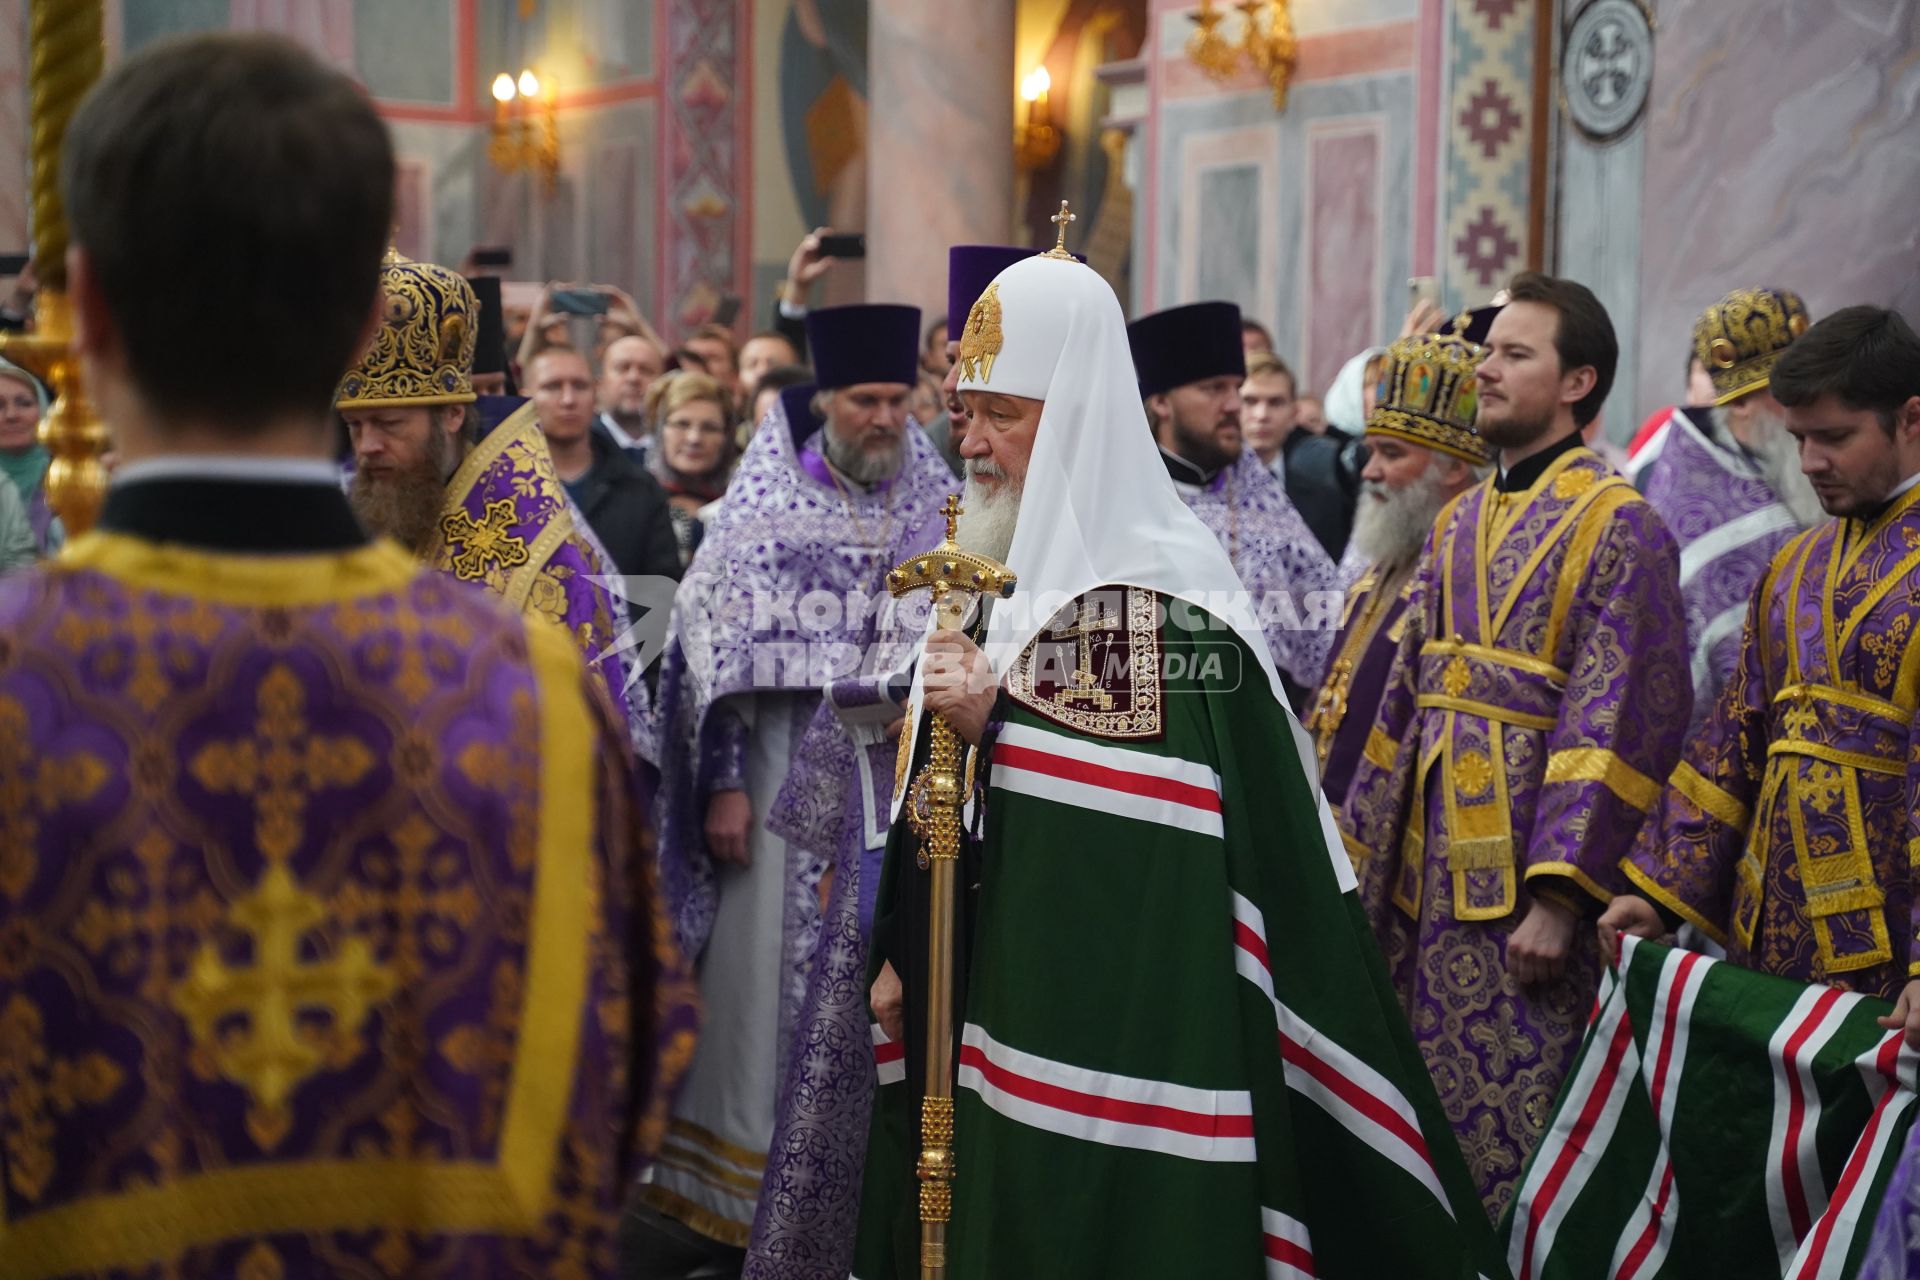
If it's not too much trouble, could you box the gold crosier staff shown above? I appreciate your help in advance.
[0,0,108,536]
[887,493,1016,1279]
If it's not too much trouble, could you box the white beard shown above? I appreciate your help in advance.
[1350,466,1452,568]
[1738,407,1825,529]
[953,464,1022,565]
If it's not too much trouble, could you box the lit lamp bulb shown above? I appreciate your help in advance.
[518,69,541,99]
[1020,65,1051,104]
[491,72,517,102]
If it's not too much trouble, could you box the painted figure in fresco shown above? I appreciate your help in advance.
[1342,273,1690,1220]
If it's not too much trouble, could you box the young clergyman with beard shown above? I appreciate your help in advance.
[1341,272,1690,1220]
[853,240,1500,1279]
[1306,326,1492,815]
[1129,300,1339,703]
[0,33,693,1275]
[1603,307,1920,1023]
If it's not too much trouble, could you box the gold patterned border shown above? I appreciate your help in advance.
[1671,760,1750,834]
[0,617,599,1274]
[58,534,418,606]
[1544,747,1660,813]
[1007,585,1163,740]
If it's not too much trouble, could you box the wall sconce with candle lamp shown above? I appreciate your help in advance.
[489,67,560,190]
[1186,0,1299,110]
[1015,65,1061,171]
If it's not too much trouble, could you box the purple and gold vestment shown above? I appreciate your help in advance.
[644,388,953,1251]
[1307,558,1417,812]
[1624,485,1920,1000]
[1341,445,1690,1219]
[1175,449,1338,690]
[428,402,634,729]
[1636,406,1803,735]
[0,532,697,1278]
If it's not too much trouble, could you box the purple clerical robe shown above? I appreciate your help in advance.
[1341,445,1690,1220]
[1175,449,1339,690]
[1636,406,1803,735]
[1623,487,1920,1000]
[428,402,635,731]
[1306,557,1417,811]
[0,531,696,1278]
[645,387,954,1252]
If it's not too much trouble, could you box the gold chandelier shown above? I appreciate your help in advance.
[1187,0,1299,111]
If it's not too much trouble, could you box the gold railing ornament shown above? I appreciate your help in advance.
[0,0,108,537]
[885,492,1017,1280]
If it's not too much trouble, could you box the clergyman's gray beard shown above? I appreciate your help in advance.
[1736,406,1825,529]
[825,426,905,485]
[1351,467,1451,568]
[953,465,1021,564]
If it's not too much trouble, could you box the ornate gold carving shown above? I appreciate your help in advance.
[441,497,534,581]
[957,283,1003,384]
[173,864,398,1151]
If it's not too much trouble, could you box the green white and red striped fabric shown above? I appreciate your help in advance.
[855,608,1501,1279]
[1504,936,1918,1280]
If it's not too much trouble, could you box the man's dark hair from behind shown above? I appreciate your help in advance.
[62,33,394,433]
[1504,271,1618,427]
[1770,306,1920,434]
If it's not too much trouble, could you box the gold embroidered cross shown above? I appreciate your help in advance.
[1052,596,1120,711]
[188,664,377,862]
[0,695,111,898]
[173,863,397,1151]
[440,497,532,581]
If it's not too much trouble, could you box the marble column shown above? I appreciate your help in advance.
[866,0,1014,326]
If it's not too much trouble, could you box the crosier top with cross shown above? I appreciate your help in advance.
[886,494,1018,631]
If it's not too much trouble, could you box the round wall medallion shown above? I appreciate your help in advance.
[1562,0,1653,142]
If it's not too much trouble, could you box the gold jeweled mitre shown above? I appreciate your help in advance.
[1363,324,1493,466]
[1692,287,1811,407]
[335,248,479,409]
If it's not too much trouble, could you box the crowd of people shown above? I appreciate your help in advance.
[8,29,1920,1280]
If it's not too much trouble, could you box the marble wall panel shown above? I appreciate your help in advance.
[1635,0,1920,418]
[0,0,26,266]
[1305,119,1384,398]
[1154,73,1413,394]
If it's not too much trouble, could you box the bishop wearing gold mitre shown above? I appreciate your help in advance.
[0,35,692,1277]
[334,246,642,734]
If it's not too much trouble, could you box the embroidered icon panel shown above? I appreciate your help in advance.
[1008,585,1163,740]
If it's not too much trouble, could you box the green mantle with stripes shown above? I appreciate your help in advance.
[854,588,1502,1279]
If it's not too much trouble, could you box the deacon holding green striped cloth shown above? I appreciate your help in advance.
[849,231,1501,1277]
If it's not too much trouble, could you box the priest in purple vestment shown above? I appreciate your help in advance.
[1307,324,1491,820]
[1605,307,1920,1022]
[1341,273,1691,1220]
[634,303,957,1271]
[1128,301,1339,704]
[1627,287,1822,734]
[0,35,696,1278]
[336,248,641,738]
[737,244,1030,1280]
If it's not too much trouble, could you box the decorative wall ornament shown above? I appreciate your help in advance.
[1561,0,1654,143]
[1185,0,1299,111]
